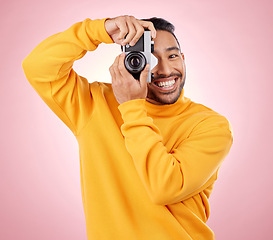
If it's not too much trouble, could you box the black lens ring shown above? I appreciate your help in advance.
[124,52,146,73]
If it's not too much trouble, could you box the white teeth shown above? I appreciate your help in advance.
[155,80,175,87]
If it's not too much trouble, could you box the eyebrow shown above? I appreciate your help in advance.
[166,47,180,52]
[153,46,180,54]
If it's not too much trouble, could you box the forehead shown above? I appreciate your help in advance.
[153,30,180,52]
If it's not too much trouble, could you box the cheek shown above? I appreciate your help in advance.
[173,60,185,73]
[173,66,184,75]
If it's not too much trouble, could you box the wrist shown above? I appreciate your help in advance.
[104,18,116,38]
[85,18,114,45]
[118,99,147,121]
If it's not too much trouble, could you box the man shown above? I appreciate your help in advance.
[23,15,233,240]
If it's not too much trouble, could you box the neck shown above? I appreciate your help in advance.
[145,97,164,105]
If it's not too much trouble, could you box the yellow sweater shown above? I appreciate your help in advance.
[22,18,233,240]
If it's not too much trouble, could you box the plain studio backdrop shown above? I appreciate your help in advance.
[1,0,272,239]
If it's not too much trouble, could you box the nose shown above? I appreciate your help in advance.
[152,58,172,77]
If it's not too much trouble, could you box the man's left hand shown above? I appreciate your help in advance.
[109,53,149,104]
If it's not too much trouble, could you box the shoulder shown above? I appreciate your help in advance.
[89,81,113,95]
[89,81,119,106]
[186,100,233,134]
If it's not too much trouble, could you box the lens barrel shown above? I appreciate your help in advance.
[124,52,146,74]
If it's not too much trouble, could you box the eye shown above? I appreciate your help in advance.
[169,54,178,59]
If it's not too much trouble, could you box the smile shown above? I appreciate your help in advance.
[154,79,175,88]
[151,77,179,91]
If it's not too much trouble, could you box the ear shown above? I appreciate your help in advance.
[181,52,185,60]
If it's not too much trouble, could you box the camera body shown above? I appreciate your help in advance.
[121,31,158,83]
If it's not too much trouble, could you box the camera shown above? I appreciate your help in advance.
[121,30,158,83]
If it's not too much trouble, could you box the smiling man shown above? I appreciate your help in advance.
[23,15,233,240]
[147,30,185,105]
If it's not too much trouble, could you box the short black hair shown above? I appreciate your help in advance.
[142,17,180,48]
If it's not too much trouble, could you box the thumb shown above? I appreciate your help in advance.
[139,64,150,87]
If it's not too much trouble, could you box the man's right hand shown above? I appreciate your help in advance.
[105,15,156,47]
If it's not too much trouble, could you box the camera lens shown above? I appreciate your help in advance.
[130,57,141,68]
[124,52,146,74]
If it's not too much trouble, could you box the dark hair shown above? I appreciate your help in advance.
[142,17,180,48]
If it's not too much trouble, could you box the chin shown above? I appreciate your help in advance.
[147,80,184,105]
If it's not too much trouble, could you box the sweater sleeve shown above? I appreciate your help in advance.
[22,18,113,135]
[118,99,233,205]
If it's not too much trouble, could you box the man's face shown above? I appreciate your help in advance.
[147,30,186,105]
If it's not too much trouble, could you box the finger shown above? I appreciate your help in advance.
[129,19,145,46]
[116,18,129,41]
[121,17,137,46]
[139,20,156,39]
[118,53,133,80]
[110,55,122,85]
[113,69,122,86]
[139,64,150,86]
[109,64,117,85]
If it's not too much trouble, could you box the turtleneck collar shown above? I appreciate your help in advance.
[145,89,192,117]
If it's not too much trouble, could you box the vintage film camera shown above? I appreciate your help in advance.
[121,31,158,83]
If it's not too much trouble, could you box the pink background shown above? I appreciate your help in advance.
[1,0,272,239]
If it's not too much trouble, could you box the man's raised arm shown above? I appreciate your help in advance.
[22,18,113,135]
